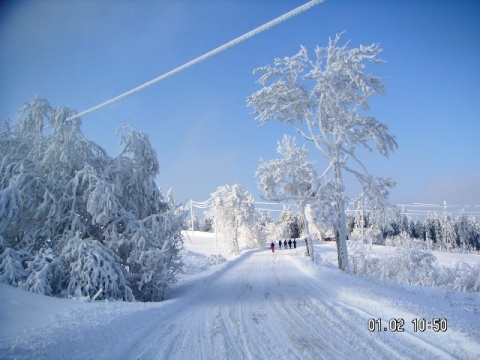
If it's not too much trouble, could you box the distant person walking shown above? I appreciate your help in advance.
[270,242,275,253]
[284,240,287,249]
[278,240,282,249]
[288,239,292,249]
[293,239,297,248]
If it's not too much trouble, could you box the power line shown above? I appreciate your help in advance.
[66,0,325,122]
[257,208,283,212]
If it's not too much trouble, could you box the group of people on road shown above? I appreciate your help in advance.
[270,239,297,253]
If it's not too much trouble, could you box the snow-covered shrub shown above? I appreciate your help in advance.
[450,263,480,292]
[348,241,383,279]
[208,254,226,266]
[385,232,413,247]
[0,98,185,301]
[349,236,480,292]
[348,242,367,274]
[349,243,438,287]
[436,262,480,293]
[387,246,438,286]
[350,226,384,246]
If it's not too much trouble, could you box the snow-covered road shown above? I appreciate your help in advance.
[112,248,477,360]
[1,240,479,359]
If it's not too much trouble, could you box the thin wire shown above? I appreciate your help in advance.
[66,0,325,122]
[257,208,283,212]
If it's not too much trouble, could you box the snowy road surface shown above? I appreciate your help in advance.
[1,240,479,359]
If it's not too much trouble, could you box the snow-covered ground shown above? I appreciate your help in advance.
[1,231,479,359]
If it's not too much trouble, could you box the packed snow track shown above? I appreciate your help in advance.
[114,249,473,360]
[1,245,479,359]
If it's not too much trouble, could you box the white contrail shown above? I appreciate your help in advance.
[66,0,325,122]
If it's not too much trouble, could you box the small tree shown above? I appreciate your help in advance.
[199,213,214,232]
[248,34,397,270]
[207,184,256,255]
[455,213,479,251]
[279,206,298,239]
[240,210,267,249]
[424,213,441,248]
[256,135,318,259]
[441,201,456,249]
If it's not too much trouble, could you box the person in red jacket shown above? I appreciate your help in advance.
[270,242,275,253]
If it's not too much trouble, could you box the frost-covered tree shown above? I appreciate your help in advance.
[263,222,281,243]
[424,212,442,249]
[279,205,302,239]
[278,206,296,239]
[207,184,256,255]
[441,202,456,249]
[199,212,214,232]
[0,98,185,301]
[473,218,480,251]
[240,210,267,249]
[455,213,479,251]
[248,34,397,270]
[255,135,319,258]
[412,218,425,240]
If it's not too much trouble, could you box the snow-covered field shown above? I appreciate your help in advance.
[1,231,479,359]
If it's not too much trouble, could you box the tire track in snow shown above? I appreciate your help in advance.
[114,248,465,359]
[286,254,461,359]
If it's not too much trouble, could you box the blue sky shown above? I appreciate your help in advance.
[1,0,479,209]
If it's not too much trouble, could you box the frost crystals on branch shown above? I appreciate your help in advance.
[248,34,397,270]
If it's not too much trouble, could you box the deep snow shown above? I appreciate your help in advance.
[1,231,479,359]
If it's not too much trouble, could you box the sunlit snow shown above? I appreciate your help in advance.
[1,231,479,359]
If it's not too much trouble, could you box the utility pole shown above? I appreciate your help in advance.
[190,200,194,232]
[361,192,365,249]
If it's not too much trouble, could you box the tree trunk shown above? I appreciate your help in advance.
[298,202,315,261]
[337,197,349,271]
[233,217,240,255]
[333,157,349,271]
[334,228,342,268]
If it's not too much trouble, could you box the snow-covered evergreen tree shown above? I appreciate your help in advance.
[412,218,425,240]
[199,213,214,233]
[248,34,397,270]
[441,201,456,250]
[0,98,185,301]
[455,213,479,251]
[424,213,441,249]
